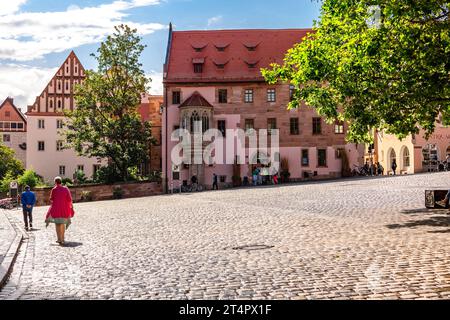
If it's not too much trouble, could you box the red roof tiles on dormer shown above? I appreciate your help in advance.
[164,28,313,84]
[179,92,213,109]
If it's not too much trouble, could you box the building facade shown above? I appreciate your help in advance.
[375,122,450,175]
[139,94,164,173]
[26,51,102,182]
[162,27,363,191]
[0,97,27,165]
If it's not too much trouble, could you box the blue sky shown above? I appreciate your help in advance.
[0,0,321,108]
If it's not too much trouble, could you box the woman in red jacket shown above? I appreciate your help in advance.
[45,177,74,246]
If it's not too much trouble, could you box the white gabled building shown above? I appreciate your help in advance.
[26,51,102,182]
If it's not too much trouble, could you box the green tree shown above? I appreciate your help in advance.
[64,24,155,181]
[0,144,24,180]
[262,0,450,142]
[18,169,40,189]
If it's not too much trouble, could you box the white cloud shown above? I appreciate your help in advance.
[0,0,166,61]
[207,15,223,27]
[147,71,163,95]
[0,0,27,16]
[0,64,57,109]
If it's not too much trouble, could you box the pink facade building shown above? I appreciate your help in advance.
[0,97,27,165]
[162,26,363,191]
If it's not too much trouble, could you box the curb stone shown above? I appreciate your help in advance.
[0,210,25,292]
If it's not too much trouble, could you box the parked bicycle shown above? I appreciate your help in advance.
[0,198,14,210]
[181,183,204,193]
[351,164,369,176]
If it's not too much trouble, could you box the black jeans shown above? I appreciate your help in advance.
[23,208,33,228]
[212,182,218,190]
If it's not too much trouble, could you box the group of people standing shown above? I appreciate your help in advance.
[252,167,278,186]
[20,176,74,246]
[363,161,385,176]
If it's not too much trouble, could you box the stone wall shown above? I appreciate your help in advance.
[33,181,162,206]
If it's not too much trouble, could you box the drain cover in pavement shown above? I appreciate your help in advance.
[232,244,274,251]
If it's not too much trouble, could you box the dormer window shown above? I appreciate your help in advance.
[194,64,203,73]
[245,60,260,69]
[243,42,260,51]
[213,60,229,70]
[191,44,207,52]
[214,44,229,52]
[192,58,205,74]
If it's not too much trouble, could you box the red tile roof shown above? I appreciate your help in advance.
[164,28,312,83]
[179,91,213,108]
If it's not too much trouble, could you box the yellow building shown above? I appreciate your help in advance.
[375,122,450,175]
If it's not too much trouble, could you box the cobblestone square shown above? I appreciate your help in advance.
[1,173,449,300]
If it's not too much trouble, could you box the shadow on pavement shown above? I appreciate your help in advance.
[386,215,450,230]
[62,242,83,248]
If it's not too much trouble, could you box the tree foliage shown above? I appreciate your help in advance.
[263,0,450,142]
[65,24,155,181]
[0,144,24,180]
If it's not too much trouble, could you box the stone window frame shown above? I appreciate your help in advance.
[56,140,64,152]
[38,141,45,151]
[317,148,327,167]
[267,88,276,102]
[59,165,66,176]
[217,119,226,137]
[301,149,309,167]
[244,89,254,103]
[334,121,345,134]
[290,118,299,135]
[38,119,45,129]
[218,89,228,104]
[2,134,11,142]
[312,117,322,135]
[172,91,181,105]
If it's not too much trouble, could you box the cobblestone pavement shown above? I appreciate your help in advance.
[1,173,450,300]
[0,210,16,267]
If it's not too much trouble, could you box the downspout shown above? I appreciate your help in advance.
[163,23,173,194]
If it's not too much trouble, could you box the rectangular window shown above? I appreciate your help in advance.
[38,119,45,129]
[267,118,277,132]
[289,85,295,101]
[218,89,228,103]
[244,119,254,131]
[2,134,10,142]
[93,164,101,175]
[11,123,17,129]
[318,149,327,167]
[57,119,64,129]
[193,63,203,73]
[217,120,226,137]
[301,149,309,166]
[17,123,24,129]
[267,89,276,102]
[313,117,322,135]
[334,121,344,134]
[59,165,66,176]
[172,91,181,105]
[244,89,254,103]
[0,122,3,129]
[77,165,84,172]
[56,140,64,151]
[290,118,299,135]
[3,122,10,129]
[38,141,45,151]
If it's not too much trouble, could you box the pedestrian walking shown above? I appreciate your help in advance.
[391,159,397,175]
[212,173,218,190]
[377,162,384,175]
[253,167,259,186]
[45,177,74,246]
[21,185,36,231]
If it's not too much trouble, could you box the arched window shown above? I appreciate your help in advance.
[402,147,410,167]
[58,100,62,109]
[388,148,396,168]
[49,100,53,108]
[190,111,201,133]
[202,111,209,133]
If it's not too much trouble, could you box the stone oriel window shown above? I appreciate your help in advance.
[218,89,227,103]
[313,117,322,135]
[290,118,299,135]
[317,149,327,167]
[172,91,181,105]
[244,89,254,103]
[267,89,276,102]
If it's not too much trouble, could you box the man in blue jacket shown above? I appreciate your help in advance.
[21,185,36,231]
